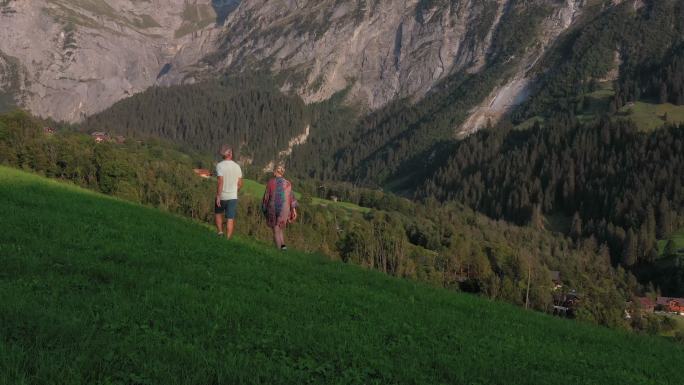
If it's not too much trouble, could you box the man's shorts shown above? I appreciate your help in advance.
[214,199,238,219]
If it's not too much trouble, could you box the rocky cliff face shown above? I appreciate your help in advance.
[0,0,585,122]
[0,0,222,121]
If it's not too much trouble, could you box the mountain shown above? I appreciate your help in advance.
[0,0,584,123]
[2,165,684,384]
[0,0,225,121]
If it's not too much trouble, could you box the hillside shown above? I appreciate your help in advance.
[1,166,683,384]
[3,110,648,327]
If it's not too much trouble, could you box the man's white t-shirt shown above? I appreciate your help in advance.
[216,160,242,200]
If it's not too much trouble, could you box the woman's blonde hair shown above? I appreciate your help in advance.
[275,164,286,176]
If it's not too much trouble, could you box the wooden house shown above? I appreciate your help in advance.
[635,296,656,313]
[91,132,109,143]
[657,297,684,315]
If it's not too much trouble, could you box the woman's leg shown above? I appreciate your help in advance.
[274,225,285,248]
[278,226,286,248]
[272,226,281,248]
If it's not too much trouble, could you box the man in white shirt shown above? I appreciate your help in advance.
[215,145,243,239]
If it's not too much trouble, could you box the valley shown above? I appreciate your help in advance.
[1,0,684,381]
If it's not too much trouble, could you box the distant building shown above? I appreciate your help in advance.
[193,169,212,178]
[113,135,126,144]
[656,297,684,315]
[43,127,56,135]
[635,297,656,313]
[553,291,580,318]
[91,132,109,143]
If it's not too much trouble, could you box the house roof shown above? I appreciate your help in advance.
[636,297,656,308]
[656,297,684,306]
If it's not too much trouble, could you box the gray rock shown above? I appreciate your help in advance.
[0,0,587,122]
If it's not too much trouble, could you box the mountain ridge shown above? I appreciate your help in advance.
[0,0,586,123]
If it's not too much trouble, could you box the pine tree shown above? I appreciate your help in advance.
[657,197,672,238]
[622,229,637,267]
[570,212,582,242]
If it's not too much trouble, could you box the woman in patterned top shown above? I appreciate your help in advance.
[261,164,298,250]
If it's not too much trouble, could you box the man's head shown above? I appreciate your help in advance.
[220,145,233,160]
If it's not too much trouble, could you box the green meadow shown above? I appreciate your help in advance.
[620,102,684,131]
[658,227,684,256]
[1,166,684,385]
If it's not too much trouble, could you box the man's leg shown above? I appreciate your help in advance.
[215,214,224,234]
[226,219,235,239]
[225,199,238,239]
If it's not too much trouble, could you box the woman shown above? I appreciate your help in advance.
[261,165,298,250]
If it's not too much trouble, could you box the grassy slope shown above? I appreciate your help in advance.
[1,166,684,385]
[658,227,684,255]
[619,102,684,132]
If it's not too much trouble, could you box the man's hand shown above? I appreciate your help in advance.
[216,196,222,207]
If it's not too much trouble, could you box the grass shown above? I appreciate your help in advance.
[527,80,684,132]
[1,166,684,384]
[241,178,369,213]
[619,102,684,131]
[657,227,684,256]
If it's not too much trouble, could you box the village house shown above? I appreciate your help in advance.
[553,290,580,318]
[635,296,656,313]
[43,126,55,135]
[193,169,212,178]
[91,132,109,143]
[656,297,684,315]
[625,296,656,319]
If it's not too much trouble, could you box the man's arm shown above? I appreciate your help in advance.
[216,176,224,207]
[237,177,243,191]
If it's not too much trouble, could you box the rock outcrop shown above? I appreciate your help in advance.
[459,0,585,135]
[0,0,222,121]
[0,0,586,122]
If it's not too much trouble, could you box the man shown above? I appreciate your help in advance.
[215,145,243,239]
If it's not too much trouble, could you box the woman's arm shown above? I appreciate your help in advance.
[288,181,298,222]
[261,180,272,214]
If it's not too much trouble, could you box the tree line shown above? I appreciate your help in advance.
[84,75,310,166]
[419,117,684,293]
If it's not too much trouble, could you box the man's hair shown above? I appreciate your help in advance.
[220,145,233,158]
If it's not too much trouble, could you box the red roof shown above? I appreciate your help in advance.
[656,297,684,306]
[636,297,655,309]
